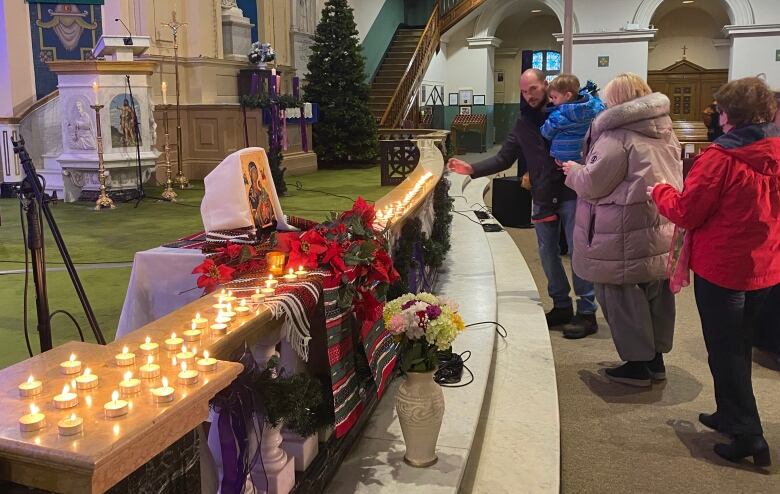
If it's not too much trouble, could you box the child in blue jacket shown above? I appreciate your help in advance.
[535,75,605,222]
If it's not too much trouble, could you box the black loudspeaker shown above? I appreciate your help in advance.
[492,176,533,228]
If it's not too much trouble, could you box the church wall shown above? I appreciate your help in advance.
[730,35,780,88]
[570,41,650,95]
[649,10,729,70]
[0,1,36,117]
[360,0,405,82]
[351,0,389,42]
[747,0,780,23]
[568,0,643,33]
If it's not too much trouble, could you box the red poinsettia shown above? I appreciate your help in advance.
[192,258,236,292]
[287,229,328,269]
[369,248,400,284]
[322,241,347,273]
[341,196,376,229]
[214,241,244,260]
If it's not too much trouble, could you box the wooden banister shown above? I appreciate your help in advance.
[379,3,440,128]
[439,0,487,34]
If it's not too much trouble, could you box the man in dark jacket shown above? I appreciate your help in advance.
[448,68,598,337]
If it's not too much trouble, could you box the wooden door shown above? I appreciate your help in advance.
[669,83,698,121]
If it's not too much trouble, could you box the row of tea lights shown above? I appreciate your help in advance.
[17,345,219,435]
[375,171,434,226]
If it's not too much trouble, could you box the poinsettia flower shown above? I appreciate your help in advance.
[342,196,376,228]
[288,229,328,269]
[322,242,347,273]
[214,241,243,260]
[369,248,400,283]
[192,259,235,292]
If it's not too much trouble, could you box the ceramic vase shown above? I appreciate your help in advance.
[395,370,445,467]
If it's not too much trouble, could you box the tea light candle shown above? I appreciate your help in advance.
[191,312,208,329]
[261,280,275,296]
[152,377,175,403]
[115,346,136,366]
[18,375,42,398]
[57,413,82,436]
[197,350,217,372]
[176,345,195,366]
[75,368,98,390]
[139,336,159,356]
[283,268,298,282]
[139,355,160,379]
[60,354,82,375]
[251,288,265,303]
[119,371,141,396]
[53,384,79,409]
[183,322,202,342]
[165,332,184,351]
[212,297,228,311]
[214,311,232,324]
[222,303,236,319]
[235,299,250,316]
[104,390,128,418]
[210,323,228,335]
[266,274,279,288]
[266,251,286,275]
[177,362,199,385]
[213,288,227,299]
[19,404,46,432]
[223,290,237,303]
[294,265,309,276]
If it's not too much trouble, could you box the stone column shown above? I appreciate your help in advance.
[723,24,780,88]
[221,0,254,62]
[464,36,501,146]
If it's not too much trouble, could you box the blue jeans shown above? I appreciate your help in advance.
[534,199,597,314]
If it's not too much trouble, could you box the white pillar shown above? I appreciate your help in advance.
[723,24,780,87]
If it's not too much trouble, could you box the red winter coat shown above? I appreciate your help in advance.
[652,123,780,291]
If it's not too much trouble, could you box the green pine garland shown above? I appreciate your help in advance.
[240,93,304,111]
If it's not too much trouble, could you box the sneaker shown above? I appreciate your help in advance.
[647,352,666,380]
[562,313,598,339]
[604,361,652,387]
[546,306,573,328]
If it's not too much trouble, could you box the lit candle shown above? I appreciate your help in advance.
[161,80,168,105]
[295,265,309,276]
[212,296,228,311]
[104,390,128,418]
[213,288,227,299]
[283,268,298,282]
[251,288,265,303]
[139,355,160,379]
[152,377,175,403]
[165,332,184,351]
[115,346,136,366]
[235,299,250,316]
[223,290,237,303]
[183,322,202,342]
[119,371,141,396]
[75,368,99,390]
[261,279,275,296]
[176,345,195,366]
[210,322,228,335]
[197,350,217,372]
[19,404,46,432]
[57,412,82,436]
[92,80,99,105]
[266,274,279,288]
[139,336,159,356]
[222,303,236,319]
[60,353,82,375]
[177,361,199,385]
[191,312,208,329]
[214,310,232,324]
[266,252,286,275]
[18,375,42,398]
[53,384,79,409]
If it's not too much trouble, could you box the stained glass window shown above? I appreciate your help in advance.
[532,51,544,70]
[546,51,561,71]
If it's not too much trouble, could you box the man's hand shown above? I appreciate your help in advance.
[447,158,474,176]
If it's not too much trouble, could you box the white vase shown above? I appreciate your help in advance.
[395,370,445,467]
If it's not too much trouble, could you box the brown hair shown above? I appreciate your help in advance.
[714,77,777,128]
[603,73,652,107]
[549,74,580,97]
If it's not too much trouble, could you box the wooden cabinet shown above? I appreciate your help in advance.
[647,59,727,123]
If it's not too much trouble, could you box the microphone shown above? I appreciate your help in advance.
[115,18,134,46]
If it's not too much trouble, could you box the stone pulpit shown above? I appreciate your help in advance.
[47,35,159,202]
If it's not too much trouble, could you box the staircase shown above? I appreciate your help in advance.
[369,28,425,122]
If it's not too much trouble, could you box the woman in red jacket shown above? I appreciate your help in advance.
[649,77,780,467]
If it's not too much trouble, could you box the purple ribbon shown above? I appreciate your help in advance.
[218,409,244,494]
[250,73,259,95]
[407,241,429,293]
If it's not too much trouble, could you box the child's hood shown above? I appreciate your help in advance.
[556,94,606,123]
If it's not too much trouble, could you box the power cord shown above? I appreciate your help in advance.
[18,201,33,358]
[431,321,508,388]
[289,180,370,203]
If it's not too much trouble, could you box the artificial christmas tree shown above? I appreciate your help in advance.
[306,0,378,166]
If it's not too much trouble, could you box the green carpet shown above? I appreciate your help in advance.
[0,168,390,369]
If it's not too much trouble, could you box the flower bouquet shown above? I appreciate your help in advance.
[383,292,465,467]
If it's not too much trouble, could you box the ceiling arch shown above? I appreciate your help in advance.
[633,0,755,28]
[473,0,578,38]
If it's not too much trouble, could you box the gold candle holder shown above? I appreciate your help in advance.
[90,103,116,211]
[266,252,286,276]
[160,105,177,201]
[162,11,189,189]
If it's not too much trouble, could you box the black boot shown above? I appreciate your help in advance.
[562,313,598,339]
[698,412,722,432]
[604,361,651,387]
[714,435,772,467]
[545,306,573,328]
[647,353,666,380]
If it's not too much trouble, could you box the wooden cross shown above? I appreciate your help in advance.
[161,11,187,47]
[682,45,688,58]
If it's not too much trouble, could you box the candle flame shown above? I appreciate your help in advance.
[70,413,76,422]
[86,395,93,407]
[193,346,198,356]
[62,384,70,394]
[192,321,197,330]
[228,290,233,297]
[162,377,169,388]
[299,265,304,271]
[27,375,34,384]
[69,354,76,362]
[269,274,274,280]
[145,336,151,345]
[161,81,167,92]
[83,368,92,376]
[195,312,201,319]
[265,280,272,289]
[30,404,39,415]
[255,288,260,295]
[147,355,153,365]
[181,362,187,372]
[240,299,247,307]
[122,346,129,354]
[171,332,177,339]
[218,295,224,303]
[112,390,119,403]
[124,371,132,381]
[204,350,210,359]
[71,379,77,389]
[172,356,177,366]
[227,303,232,311]
[182,345,187,353]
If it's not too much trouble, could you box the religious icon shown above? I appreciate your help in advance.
[66,99,96,150]
[598,56,610,68]
[35,4,98,52]
[243,160,276,230]
[109,95,142,148]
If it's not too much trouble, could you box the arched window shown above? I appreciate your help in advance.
[532,50,561,81]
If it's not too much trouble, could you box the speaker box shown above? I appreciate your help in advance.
[491,176,533,228]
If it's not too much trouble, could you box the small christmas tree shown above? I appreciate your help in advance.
[306,0,378,166]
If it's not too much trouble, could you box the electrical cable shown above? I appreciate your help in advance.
[49,310,86,343]
[466,320,508,338]
[0,259,134,265]
[18,200,33,358]
[436,351,475,388]
[288,180,371,203]
[452,210,486,225]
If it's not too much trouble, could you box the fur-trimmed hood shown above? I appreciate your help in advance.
[591,92,673,141]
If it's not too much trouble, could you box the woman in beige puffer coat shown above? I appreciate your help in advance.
[562,73,683,387]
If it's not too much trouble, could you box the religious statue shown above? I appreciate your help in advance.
[67,100,96,150]
[119,98,137,147]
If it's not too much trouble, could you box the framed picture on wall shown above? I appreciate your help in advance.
[420,84,429,105]
[449,93,458,106]
[459,106,472,116]
[473,95,486,106]
[459,89,473,105]
[598,56,610,67]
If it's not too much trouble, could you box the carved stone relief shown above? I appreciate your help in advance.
[64,96,96,151]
